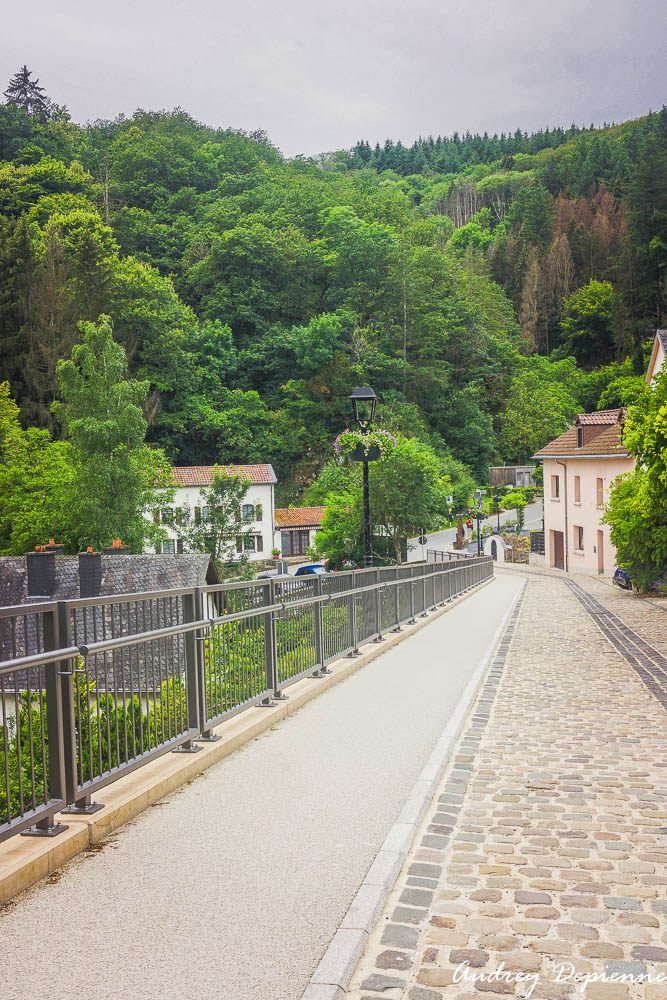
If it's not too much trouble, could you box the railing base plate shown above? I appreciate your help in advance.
[21,822,69,838]
[196,733,221,743]
[62,801,103,815]
[172,744,203,754]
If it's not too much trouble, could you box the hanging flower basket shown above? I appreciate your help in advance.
[334,428,396,463]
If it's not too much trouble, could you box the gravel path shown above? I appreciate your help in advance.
[0,576,522,1000]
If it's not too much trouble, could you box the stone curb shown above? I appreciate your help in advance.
[301,579,525,997]
[0,577,494,906]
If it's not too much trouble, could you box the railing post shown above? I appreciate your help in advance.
[312,576,331,675]
[392,567,401,631]
[196,587,220,743]
[373,569,384,642]
[262,579,287,702]
[347,571,360,656]
[420,567,428,616]
[409,566,416,624]
[22,608,69,836]
[172,589,203,753]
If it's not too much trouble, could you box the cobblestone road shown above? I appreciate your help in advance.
[348,572,667,1000]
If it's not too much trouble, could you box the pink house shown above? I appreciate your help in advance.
[534,410,632,575]
[534,329,666,575]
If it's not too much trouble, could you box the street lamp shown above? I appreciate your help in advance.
[494,494,501,533]
[349,386,379,569]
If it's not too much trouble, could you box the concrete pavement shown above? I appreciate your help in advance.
[408,502,544,562]
[0,575,522,1000]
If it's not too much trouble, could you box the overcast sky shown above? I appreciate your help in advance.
[3,0,665,157]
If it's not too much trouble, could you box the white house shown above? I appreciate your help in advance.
[646,329,667,383]
[154,464,278,560]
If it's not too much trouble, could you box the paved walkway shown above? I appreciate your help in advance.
[0,576,522,1000]
[348,570,667,1000]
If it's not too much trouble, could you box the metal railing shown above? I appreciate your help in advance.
[0,557,493,842]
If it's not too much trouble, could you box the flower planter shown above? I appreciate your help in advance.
[349,442,382,462]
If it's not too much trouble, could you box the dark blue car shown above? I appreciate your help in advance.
[294,564,327,576]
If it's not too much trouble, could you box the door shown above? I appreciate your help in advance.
[491,539,497,561]
[597,530,604,574]
[552,530,564,570]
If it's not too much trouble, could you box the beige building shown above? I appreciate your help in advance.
[534,411,633,575]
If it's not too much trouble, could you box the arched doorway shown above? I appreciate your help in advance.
[491,539,498,561]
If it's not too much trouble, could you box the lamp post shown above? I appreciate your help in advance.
[349,386,379,569]
[473,490,485,557]
[494,494,501,533]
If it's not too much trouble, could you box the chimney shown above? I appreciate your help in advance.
[26,548,56,598]
[103,538,130,555]
[44,538,65,555]
[79,550,102,598]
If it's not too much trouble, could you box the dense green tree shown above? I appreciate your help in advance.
[52,315,173,551]
[177,468,256,575]
[604,367,667,590]
[0,381,74,553]
[559,280,616,365]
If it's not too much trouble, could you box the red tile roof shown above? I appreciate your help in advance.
[172,465,276,486]
[274,506,325,528]
[533,424,631,459]
[576,409,624,426]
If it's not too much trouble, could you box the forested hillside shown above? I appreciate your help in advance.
[1,70,665,501]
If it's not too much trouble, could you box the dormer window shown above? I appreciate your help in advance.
[577,427,584,448]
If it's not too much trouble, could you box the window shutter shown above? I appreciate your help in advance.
[256,504,263,522]
[236,537,243,553]
[153,510,159,525]
[257,534,263,552]
[176,539,184,554]
[194,507,201,524]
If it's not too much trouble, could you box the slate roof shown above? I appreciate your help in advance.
[172,464,277,486]
[275,507,325,528]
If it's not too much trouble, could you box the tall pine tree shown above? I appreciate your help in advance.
[3,66,48,117]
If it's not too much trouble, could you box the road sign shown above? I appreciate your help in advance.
[446,495,453,504]
[418,535,427,545]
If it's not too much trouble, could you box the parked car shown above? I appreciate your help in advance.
[612,567,632,590]
[256,570,292,580]
[294,563,327,576]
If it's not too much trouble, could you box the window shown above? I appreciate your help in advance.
[236,536,257,553]
[577,427,584,448]
[551,475,560,499]
[162,539,175,554]
[282,530,310,556]
[241,504,254,520]
[574,475,581,503]
[596,478,604,506]
[161,508,174,524]
[202,506,211,521]
[574,525,584,552]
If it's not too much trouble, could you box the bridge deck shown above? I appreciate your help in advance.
[0,575,521,1000]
